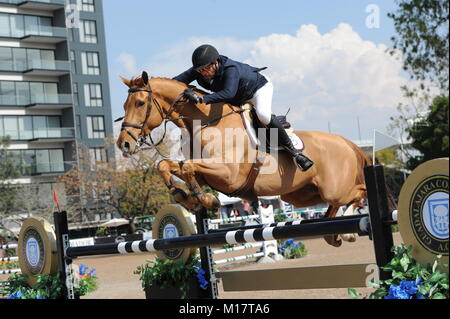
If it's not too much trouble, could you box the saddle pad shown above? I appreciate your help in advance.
[240,105,305,152]
[287,130,305,152]
[241,104,260,148]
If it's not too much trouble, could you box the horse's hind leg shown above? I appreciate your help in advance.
[323,206,343,247]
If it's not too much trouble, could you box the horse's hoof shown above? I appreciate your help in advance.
[172,188,188,201]
[324,235,342,248]
[341,234,357,243]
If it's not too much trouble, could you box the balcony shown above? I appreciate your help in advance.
[3,128,76,143]
[28,127,76,143]
[0,0,65,11]
[20,26,67,44]
[0,94,73,110]
[0,60,70,76]
[23,161,75,177]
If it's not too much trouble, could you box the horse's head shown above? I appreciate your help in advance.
[116,71,166,157]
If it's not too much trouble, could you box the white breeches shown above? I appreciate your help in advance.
[246,75,273,126]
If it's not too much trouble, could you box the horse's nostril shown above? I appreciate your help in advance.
[122,141,130,152]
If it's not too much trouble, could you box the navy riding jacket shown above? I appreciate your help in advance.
[173,55,268,106]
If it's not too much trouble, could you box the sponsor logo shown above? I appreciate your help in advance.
[410,175,449,256]
[158,215,183,259]
[22,227,45,275]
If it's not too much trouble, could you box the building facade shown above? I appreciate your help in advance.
[0,0,113,212]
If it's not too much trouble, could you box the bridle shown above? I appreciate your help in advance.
[116,84,245,156]
[116,85,185,155]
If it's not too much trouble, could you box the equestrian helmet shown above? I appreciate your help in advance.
[192,44,220,70]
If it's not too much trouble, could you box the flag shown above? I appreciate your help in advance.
[53,190,61,213]
[373,130,400,152]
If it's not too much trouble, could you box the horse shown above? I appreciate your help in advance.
[116,71,375,247]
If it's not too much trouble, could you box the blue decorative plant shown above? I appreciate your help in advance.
[349,244,448,299]
[279,239,308,259]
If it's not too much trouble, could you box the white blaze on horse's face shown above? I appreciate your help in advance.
[116,75,163,157]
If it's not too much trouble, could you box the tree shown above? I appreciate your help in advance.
[388,0,449,92]
[58,138,171,232]
[0,137,22,238]
[405,95,449,169]
[387,0,449,169]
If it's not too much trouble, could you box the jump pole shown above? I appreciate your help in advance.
[56,214,371,259]
[364,165,395,280]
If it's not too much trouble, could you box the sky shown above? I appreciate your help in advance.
[103,0,411,142]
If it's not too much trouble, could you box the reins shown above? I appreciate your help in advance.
[116,84,244,158]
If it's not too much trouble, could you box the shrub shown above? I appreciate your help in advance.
[349,244,448,299]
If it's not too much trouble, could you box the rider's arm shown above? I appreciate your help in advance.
[202,67,239,105]
[172,68,198,84]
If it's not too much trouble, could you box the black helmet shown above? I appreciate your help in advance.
[192,44,219,71]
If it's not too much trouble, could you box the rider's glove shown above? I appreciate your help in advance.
[183,88,204,104]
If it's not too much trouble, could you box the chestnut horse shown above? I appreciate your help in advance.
[116,72,374,247]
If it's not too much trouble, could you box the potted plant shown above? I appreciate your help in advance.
[134,256,210,299]
[3,264,98,299]
[349,244,449,299]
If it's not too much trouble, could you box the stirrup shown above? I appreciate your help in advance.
[294,153,314,172]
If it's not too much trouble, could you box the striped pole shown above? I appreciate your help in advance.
[0,257,19,263]
[213,252,265,265]
[208,215,260,225]
[0,244,18,250]
[0,269,21,275]
[65,215,370,258]
[212,243,263,255]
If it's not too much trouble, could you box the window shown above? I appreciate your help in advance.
[76,115,82,138]
[81,52,100,75]
[8,149,65,175]
[0,81,59,106]
[70,50,76,73]
[84,84,102,107]
[79,20,97,43]
[0,115,63,140]
[0,47,12,71]
[80,0,95,12]
[73,83,79,106]
[86,116,105,139]
[90,147,107,163]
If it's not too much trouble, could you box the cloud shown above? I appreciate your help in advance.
[117,52,139,77]
[115,23,411,140]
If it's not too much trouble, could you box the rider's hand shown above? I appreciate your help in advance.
[183,88,203,104]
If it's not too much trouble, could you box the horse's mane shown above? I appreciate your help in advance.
[130,75,210,96]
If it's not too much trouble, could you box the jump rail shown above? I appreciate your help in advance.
[62,214,371,258]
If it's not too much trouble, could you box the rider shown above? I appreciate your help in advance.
[173,44,314,172]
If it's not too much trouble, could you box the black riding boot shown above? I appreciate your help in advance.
[267,115,314,172]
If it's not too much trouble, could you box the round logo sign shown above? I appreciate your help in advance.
[410,175,449,256]
[21,227,46,275]
[158,215,184,260]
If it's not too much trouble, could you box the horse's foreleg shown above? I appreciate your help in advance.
[157,160,202,210]
[179,161,221,210]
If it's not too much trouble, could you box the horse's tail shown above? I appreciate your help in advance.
[344,139,398,212]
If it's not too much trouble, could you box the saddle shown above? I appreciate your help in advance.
[240,103,305,152]
[224,104,305,201]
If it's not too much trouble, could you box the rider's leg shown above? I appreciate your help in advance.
[250,76,314,172]
[267,115,314,172]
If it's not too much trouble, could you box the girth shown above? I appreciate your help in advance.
[224,150,265,201]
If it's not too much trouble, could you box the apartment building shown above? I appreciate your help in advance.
[0,0,113,206]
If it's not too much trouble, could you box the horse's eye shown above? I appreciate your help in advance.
[137,101,146,107]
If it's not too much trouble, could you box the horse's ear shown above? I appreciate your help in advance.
[119,75,131,88]
[142,71,149,86]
